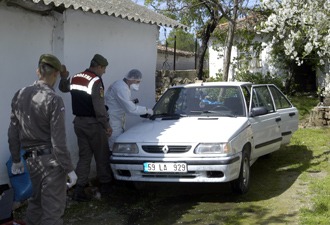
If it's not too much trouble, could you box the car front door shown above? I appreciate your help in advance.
[249,85,282,159]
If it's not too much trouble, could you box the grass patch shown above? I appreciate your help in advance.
[289,95,318,121]
[288,96,330,225]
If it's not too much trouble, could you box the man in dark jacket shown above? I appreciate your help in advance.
[59,54,112,201]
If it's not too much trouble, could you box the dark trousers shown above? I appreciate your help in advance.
[74,117,111,186]
[25,154,67,225]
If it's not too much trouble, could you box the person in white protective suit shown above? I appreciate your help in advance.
[105,69,153,150]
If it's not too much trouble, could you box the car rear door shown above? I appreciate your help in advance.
[249,85,282,159]
[268,85,299,145]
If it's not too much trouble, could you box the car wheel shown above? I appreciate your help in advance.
[230,149,250,194]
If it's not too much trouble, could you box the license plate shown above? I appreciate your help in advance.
[144,162,187,173]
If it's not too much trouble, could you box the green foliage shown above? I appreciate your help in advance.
[202,69,209,79]
[166,29,196,52]
[144,0,216,30]
[209,69,223,82]
[236,70,283,88]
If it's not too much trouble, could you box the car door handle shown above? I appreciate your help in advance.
[276,117,281,122]
[289,112,295,117]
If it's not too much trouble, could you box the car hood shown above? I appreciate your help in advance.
[116,117,249,143]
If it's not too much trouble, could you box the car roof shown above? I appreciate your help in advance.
[169,81,252,88]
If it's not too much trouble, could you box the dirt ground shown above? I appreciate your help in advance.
[13,153,313,225]
[57,160,315,225]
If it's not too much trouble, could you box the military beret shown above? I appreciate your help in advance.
[39,54,63,72]
[93,54,108,67]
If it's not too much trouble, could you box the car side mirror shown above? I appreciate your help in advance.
[249,106,268,117]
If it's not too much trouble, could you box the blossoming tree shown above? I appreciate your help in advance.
[256,0,330,96]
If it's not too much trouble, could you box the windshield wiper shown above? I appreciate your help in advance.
[190,110,214,114]
[150,113,187,120]
[190,110,236,117]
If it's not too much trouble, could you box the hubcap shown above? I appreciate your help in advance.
[242,157,249,186]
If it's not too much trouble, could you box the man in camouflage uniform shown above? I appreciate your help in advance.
[8,54,77,225]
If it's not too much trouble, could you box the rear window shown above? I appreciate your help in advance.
[269,86,291,109]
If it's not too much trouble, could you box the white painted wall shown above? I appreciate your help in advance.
[208,43,224,79]
[208,35,287,80]
[0,3,55,185]
[0,4,158,185]
[59,9,158,169]
[208,42,238,81]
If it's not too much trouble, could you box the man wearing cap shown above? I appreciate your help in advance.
[105,69,153,151]
[59,54,113,202]
[8,54,77,225]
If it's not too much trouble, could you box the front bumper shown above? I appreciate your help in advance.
[110,153,242,183]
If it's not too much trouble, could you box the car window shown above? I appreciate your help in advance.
[269,86,291,109]
[251,86,275,113]
[154,88,186,115]
[153,86,245,117]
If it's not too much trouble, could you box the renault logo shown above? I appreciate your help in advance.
[162,145,169,153]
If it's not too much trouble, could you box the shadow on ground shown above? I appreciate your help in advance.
[61,143,319,225]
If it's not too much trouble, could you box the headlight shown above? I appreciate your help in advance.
[194,143,230,154]
[113,143,139,154]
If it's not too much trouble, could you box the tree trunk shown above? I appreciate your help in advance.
[196,34,210,80]
[196,6,222,80]
[222,0,239,82]
[196,21,219,80]
[285,63,294,95]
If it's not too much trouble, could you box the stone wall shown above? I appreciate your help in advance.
[306,106,330,127]
[306,94,330,127]
[155,70,198,100]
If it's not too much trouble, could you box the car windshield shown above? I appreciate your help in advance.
[153,86,246,117]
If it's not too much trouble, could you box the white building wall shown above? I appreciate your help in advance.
[0,5,158,185]
[0,3,55,185]
[208,41,237,81]
[209,35,287,81]
[208,42,224,79]
[58,9,157,168]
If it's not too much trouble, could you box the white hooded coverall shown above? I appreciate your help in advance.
[105,79,147,150]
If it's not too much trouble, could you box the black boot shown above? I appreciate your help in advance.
[72,185,92,202]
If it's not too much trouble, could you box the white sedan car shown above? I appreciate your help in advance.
[110,82,299,194]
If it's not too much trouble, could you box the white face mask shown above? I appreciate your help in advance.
[130,83,140,91]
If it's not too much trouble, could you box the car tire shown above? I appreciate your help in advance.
[261,153,273,159]
[126,181,147,190]
[230,148,250,194]
[133,181,146,190]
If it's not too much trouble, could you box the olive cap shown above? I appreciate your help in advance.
[92,54,108,67]
[39,54,63,72]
